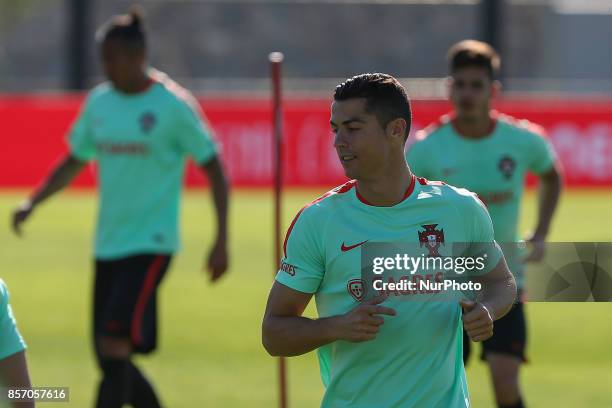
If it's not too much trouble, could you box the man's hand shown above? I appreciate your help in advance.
[523,234,545,263]
[332,295,396,342]
[10,154,86,238]
[206,239,228,282]
[460,299,494,342]
[11,200,34,237]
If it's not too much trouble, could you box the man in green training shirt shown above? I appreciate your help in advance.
[11,8,229,408]
[262,73,517,407]
[406,40,562,408]
[0,279,34,408]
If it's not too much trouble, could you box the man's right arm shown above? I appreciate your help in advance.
[262,281,395,357]
[12,154,86,235]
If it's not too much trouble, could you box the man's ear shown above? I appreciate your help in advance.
[492,80,502,99]
[386,118,408,144]
[445,76,453,100]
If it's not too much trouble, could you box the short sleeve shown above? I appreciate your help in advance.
[67,99,96,161]
[525,128,556,175]
[0,281,27,360]
[174,97,219,165]
[405,136,431,178]
[463,194,503,276]
[275,208,325,294]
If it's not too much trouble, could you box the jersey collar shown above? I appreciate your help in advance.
[451,111,498,140]
[355,174,417,207]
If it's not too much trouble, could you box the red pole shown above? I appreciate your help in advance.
[269,51,288,408]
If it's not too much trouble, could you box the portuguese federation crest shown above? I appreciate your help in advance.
[347,279,367,302]
[139,111,157,134]
[498,155,516,180]
[418,224,445,257]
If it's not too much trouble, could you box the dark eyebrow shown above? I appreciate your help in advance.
[329,118,366,127]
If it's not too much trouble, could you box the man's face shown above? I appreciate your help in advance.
[100,40,144,90]
[330,98,392,181]
[449,66,495,120]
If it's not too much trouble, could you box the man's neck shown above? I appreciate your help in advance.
[119,72,152,94]
[453,111,495,139]
[356,165,413,207]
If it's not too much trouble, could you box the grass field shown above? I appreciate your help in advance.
[1,188,611,407]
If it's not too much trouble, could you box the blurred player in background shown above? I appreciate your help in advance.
[406,40,563,408]
[11,7,229,408]
[263,73,517,407]
[0,279,34,408]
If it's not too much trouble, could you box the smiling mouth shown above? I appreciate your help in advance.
[339,154,356,162]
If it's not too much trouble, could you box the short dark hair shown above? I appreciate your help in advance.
[96,5,147,52]
[447,40,500,79]
[333,73,412,140]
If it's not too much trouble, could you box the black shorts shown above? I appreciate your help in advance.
[463,301,527,364]
[94,253,172,354]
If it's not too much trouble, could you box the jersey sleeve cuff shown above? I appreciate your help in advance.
[531,160,554,175]
[0,339,27,361]
[275,270,320,294]
[193,148,218,167]
[68,146,94,162]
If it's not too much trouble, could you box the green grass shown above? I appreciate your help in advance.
[0,188,611,407]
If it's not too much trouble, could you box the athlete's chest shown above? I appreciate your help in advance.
[314,201,469,321]
[89,100,175,158]
[433,136,528,192]
[321,202,466,284]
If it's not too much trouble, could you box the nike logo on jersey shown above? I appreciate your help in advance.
[341,240,368,252]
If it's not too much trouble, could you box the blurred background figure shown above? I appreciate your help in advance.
[10,6,228,408]
[0,278,34,408]
[406,39,563,408]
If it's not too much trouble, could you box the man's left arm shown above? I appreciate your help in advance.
[460,192,517,342]
[525,163,563,262]
[199,156,229,282]
[461,255,517,342]
[175,96,230,282]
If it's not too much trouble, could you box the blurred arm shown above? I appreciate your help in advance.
[30,154,86,207]
[199,156,229,246]
[523,164,562,262]
[12,154,86,235]
[532,164,563,241]
[0,351,34,408]
[198,156,229,281]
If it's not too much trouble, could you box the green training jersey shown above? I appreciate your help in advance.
[0,279,26,360]
[67,69,218,260]
[406,113,556,287]
[276,176,503,408]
